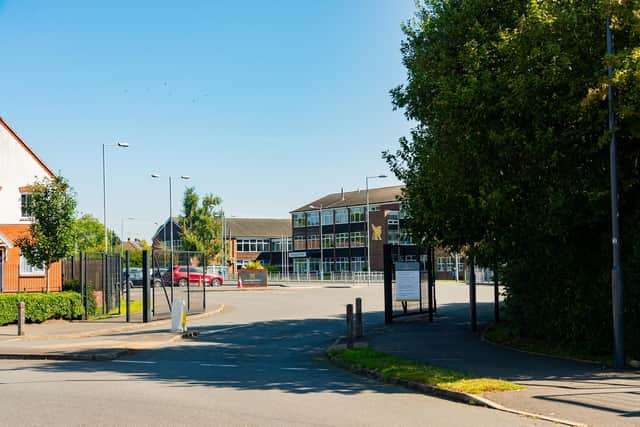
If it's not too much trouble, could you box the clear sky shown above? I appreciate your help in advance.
[0,0,414,241]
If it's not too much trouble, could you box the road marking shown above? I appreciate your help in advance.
[199,325,248,335]
[280,367,309,371]
[112,360,156,364]
[200,363,238,368]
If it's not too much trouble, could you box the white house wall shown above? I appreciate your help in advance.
[0,123,52,223]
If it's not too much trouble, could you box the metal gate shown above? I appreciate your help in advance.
[150,249,207,319]
[383,244,436,323]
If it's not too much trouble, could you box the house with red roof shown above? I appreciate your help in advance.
[0,117,62,292]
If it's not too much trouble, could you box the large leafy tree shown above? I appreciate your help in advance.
[73,213,119,253]
[180,187,222,262]
[386,0,640,355]
[15,176,77,292]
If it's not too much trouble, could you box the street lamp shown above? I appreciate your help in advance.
[366,174,387,285]
[150,173,190,301]
[102,142,129,253]
[309,204,324,280]
[120,217,135,259]
[606,11,624,369]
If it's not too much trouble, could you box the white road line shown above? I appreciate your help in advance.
[112,360,156,364]
[199,325,248,335]
[200,363,238,368]
[280,367,309,371]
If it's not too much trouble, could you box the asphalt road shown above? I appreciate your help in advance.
[0,286,554,426]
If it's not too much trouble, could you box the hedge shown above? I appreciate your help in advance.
[0,292,84,326]
[62,279,97,316]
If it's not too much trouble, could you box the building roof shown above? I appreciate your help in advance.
[291,185,404,213]
[226,218,291,238]
[0,117,56,178]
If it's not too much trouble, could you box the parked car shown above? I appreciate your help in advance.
[162,265,223,287]
[124,267,144,287]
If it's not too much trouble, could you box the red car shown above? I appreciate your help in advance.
[162,266,224,287]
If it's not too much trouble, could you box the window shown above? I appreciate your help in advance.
[350,231,365,247]
[351,257,365,272]
[322,210,333,226]
[322,259,334,273]
[388,230,400,245]
[437,256,455,272]
[322,233,334,248]
[400,231,413,245]
[387,211,399,225]
[350,207,364,223]
[294,236,306,250]
[293,213,305,228]
[335,208,348,224]
[21,193,32,218]
[306,211,319,226]
[272,238,291,252]
[335,233,349,248]
[238,239,270,252]
[335,257,349,272]
[20,256,44,275]
[369,205,380,212]
[307,235,320,249]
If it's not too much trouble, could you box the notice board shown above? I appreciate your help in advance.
[395,261,420,301]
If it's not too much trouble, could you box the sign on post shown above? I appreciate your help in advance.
[237,269,268,287]
[395,261,421,301]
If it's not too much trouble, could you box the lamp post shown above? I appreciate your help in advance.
[150,174,190,300]
[310,204,324,280]
[120,217,135,259]
[366,174,387,285]
[606,11,624,369]
[102,142,129,253]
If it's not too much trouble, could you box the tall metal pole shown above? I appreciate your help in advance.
[102,144,108,253]
[169,176,174,303]
[319,205,324,280]
[607,13,625,369]
[366,177,370,286]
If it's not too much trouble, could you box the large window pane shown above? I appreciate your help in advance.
[307,211,319,226]
[335,209,348,224]
[293,213,305,228]
[350,207,364,223]
[322,210,333,226]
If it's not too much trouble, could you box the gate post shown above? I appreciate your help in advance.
[79,252,86,320]
[125,251,131,322]
[142,250,151,323]
[427,246,434,323]
[493,266,500,323]
[469,256,477,332]
[383,244,393,324]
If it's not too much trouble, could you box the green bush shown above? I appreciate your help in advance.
[62,279,97,316]
[0,292,84,326]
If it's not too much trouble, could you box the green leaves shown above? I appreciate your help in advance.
[180,187,223,261]
[389,0,640,354]
[15,177,77,290]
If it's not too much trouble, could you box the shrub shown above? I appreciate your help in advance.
[0,292,84,326]
[63,279,97,316]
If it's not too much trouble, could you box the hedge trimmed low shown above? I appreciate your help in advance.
[0,292,84,326]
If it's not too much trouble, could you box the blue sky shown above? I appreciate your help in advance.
[0,0,414,240]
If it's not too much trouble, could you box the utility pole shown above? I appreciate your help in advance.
[607,11,625,369]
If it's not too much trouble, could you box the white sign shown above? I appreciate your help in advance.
[288,252,307,258]
[395,262,421,301]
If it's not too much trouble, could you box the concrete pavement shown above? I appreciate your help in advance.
[367,283,640,427]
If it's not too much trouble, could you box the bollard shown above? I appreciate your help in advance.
[355,297,363,338]
[17,301,25,336]
[346,304,354,349]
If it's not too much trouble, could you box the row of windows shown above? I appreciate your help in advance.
[437,256,464,272]
[237,238,293,253]
[293,232,367,250]
[293,257,366,273]
[293,206,369,228]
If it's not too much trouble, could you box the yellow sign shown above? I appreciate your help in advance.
[371,224,382,241]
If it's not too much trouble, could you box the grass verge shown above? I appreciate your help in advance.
[91,298,143,320]
[484,322,613,366]
[328,347,523,394]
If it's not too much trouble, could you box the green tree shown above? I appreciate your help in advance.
[72,213,119,253]
[386,1,640,355]
[180,187,223,262]
[15,176,77,292]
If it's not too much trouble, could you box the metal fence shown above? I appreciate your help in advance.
[150,249,207,318]
[62,252,122,316]
[263,271,385,284]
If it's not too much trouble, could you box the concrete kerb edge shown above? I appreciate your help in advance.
[325,343,586,427]
[8,304,225,342]
[0,349,135,361]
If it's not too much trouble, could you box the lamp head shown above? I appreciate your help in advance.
[150,173,160,178]
[117,142,129,148]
